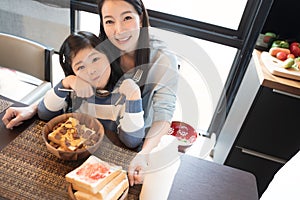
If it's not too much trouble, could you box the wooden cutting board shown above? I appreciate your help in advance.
[260,51,300,81]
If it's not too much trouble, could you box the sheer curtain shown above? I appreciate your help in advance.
[0,0,70,51]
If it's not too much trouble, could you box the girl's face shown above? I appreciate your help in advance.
[71,47,111,89]
[101,0,142,53]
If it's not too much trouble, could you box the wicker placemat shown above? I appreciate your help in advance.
[95,136,141,200]
[0,120,141,200]
[0,97,13,114]
[95,136,137,171]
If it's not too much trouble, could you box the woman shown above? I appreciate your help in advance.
[2,0,179,186]
[97,0,179,186]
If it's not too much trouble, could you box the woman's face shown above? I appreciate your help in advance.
[101,0,142,53]
[71,47,111,89]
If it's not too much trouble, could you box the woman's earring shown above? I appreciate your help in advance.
[62,54,66,63]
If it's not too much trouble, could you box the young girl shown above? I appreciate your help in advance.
[37,31,145,149]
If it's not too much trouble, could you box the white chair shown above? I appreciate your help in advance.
[0,32,54,105]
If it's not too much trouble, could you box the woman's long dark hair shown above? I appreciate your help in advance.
[97,0,150,80]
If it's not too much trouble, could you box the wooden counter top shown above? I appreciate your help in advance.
[253,50,300,96]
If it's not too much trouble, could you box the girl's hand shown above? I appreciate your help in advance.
[119,79,141,100]
[62,75,94,98]
[2,104,37,129]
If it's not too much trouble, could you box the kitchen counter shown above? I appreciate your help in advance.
[214,49,300,196]
[253,49,300,96]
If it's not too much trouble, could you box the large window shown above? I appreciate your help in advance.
[71,0,273,136]
[73,10,234,131]
[143,0,247,30]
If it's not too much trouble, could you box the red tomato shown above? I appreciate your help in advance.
[290,42,300,48]
[290,45,300,57]
[276,52,288,61]
[287,54,295,59]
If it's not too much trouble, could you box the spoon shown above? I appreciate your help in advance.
[114,69,143,106]
[58,88,111,97]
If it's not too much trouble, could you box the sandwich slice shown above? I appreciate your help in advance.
[73,170,129,200]
[65,155,122,194]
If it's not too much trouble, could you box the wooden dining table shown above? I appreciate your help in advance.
[0,95,259,200]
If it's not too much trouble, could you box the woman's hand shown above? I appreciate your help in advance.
[119,79,141,100]
[62,75,94,98]
[128,152,149,186]
[2,104,37,129]
[127,121,171,186]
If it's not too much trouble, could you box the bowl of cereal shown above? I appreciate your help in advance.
[42,113,104,161]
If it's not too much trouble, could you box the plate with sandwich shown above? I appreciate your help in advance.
[66,155,129,200]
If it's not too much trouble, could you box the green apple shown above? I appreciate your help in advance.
[265,32,276,38]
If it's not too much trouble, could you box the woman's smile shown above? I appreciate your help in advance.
[115,35,132,43]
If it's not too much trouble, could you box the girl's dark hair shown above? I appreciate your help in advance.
[59,31,118,91]
[97,0,150,80]
[59,31,102,77]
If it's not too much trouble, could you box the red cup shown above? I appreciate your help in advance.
[168,121,198,147]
